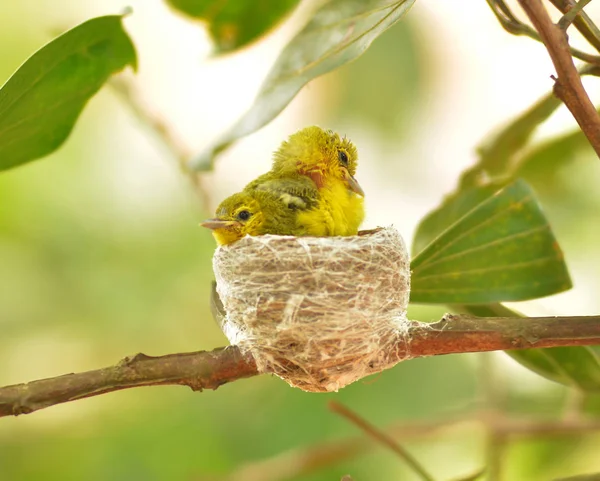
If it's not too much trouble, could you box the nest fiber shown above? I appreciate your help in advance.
[213,227,412,392]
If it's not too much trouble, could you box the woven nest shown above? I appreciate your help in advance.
[212,226,412,392]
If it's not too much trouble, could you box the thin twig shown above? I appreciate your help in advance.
[562,388,586,421]
[479,354,506,481]
[2,314,600,418]
[517,0,600,159]
[329,401,436,481]
[548,0,600,53]
[487,0,600,64]
[206,414,600,481]
[452,469,486,481]
[109,77,212,210]
[486,430,506,481]
[557,0,593,29]
[199,415,461,481]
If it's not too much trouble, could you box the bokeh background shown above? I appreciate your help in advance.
[2,1,600,480]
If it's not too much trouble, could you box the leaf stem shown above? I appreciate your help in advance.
[486,0,600,64]
[557,0,593,30]
[548,0,600,53]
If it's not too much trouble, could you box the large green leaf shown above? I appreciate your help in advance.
[0,15,137,171]
[515,127,590,194]
[413,118,586,258]
[410,179,572,304]
[166,0,299,54]
[412,181,507,257]
[457,304,600,392]
[190,0,415,171]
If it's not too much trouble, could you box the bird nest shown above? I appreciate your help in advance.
[212,226,412,392]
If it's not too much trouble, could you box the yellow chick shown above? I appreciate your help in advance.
[203,127,365,244]
[201,188,311,245]
[248,126,365,236]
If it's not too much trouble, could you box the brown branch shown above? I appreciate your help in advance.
[1,314,600,419]
[517,0,600,158]
[0,347,257,418]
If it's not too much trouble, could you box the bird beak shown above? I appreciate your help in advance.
[200,218,238,230]
[342,168,365,197]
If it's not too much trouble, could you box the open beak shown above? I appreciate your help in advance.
[200,218,238,230]
[342,168,365,197]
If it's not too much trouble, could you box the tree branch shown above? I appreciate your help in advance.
[1,314,599,419]
[0,346,257,418]
[517,0,600,158]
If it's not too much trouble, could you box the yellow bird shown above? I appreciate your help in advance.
[247,126,365,236]
[201,189,311,245]
[202,126,365,244]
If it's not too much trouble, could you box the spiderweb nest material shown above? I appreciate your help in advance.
[212,226,412,392]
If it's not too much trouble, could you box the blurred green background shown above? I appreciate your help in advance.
[2,1,600,480]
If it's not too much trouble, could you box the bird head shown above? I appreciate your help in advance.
[200,192,265,245]
[272,126,364,196]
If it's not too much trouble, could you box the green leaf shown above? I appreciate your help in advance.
[456,304,600,392]
[190,0,416,171]
[0,15,137,171]
[514,127,590,193]
[509,348,600,391]
[328,20,422,137]
[470,92,561,182]
[410,179,572,304]
[412,181,507,257]
[166,0,299,54]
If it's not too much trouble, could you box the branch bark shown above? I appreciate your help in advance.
[517,0,600,158]
[0,346,257,418]
[1,314,599,419]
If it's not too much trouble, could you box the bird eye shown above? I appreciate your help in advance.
[338,150,349,165]
[237,210,251,221]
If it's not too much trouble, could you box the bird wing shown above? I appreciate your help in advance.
[248,175,319,211]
